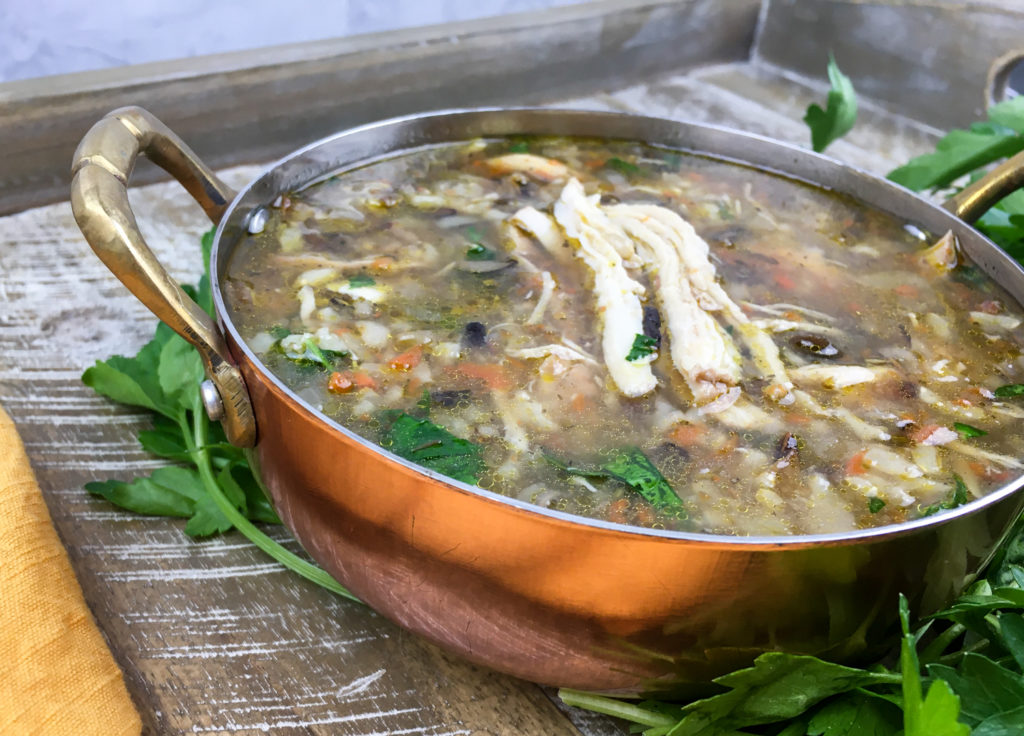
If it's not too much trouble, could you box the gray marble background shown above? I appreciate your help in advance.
[0,0,583,83]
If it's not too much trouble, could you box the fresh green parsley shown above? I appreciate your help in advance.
[605,156,642,175]
[507,140,530,153]
[546,447,685,514]
[803,54,858,153]
[869,497,886,513]
[83,228,357,601]
[378,411,484,485]
[277,337,347,371]
[466,242,496,261]
[921,475,971,517]
[995,383,1024,398]
[954,422,987,438]
[626,333,658,361]
[348,273,376,287]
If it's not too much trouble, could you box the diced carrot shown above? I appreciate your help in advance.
[607,498,630,525]
[774,271,797,290]
[389,345,423,371]
[406,376,424,397]
[893,284,919,299]
[454,362,514,391]
[327,372,355,394]
[845,449,868,476]
[570,392,590,413]
[371,256,396,271]
[668,423,705,447]
[787,413,811,426]
[350,371,378,389]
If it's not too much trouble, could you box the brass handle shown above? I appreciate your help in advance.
[943,149,1024,224]
[70,106,256,447]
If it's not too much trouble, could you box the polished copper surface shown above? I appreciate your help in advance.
[72,106,1024,693]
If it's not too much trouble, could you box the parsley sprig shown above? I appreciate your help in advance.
[82,229,358,602]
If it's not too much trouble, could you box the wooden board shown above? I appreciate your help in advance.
[3,0,1020,733]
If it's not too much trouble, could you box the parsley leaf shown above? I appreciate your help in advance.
[626,333,658,361]
[922,475,971,517]
[806,693,901,736]
[547,447,685,513]
[466,243,496,261]
[888,125,1024,192]
[995,383,1024,398]
[348,273,376,287]
[899,595,971,736]
[83,227,356,601]
[954,422,987,438]
[379,411,484,485]
[605,156,641,175]
[869,497,886,513]
[803,54,858,153]
[507,140,530,153]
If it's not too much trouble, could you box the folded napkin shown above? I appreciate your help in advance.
[0,405,141,735]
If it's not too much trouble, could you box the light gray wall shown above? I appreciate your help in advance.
[0,0,584,82]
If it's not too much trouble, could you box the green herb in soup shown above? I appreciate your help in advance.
[224,137,1024,536]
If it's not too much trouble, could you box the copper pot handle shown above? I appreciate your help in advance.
[70,106,256,447]
[944,149,1024,224]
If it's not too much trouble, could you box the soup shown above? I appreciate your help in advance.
[224,137,1024,536]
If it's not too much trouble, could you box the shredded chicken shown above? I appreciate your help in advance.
[609,204,742,403]
[552,179,657,397]
[526,271,557,325]
[790,365,890,390]
[484,154,569,182]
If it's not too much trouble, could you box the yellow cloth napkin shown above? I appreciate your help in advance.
[0,405,142,735]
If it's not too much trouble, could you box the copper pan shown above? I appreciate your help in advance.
[70,106,1024,693]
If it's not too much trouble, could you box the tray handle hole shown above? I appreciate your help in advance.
[988,50,1024,105]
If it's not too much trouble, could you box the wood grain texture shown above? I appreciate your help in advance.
[756,0,1024,130]
[1,40,948,736]
[0,0,761,217]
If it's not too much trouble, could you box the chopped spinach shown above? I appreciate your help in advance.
[378,411,484,485]
[626,333,659,361]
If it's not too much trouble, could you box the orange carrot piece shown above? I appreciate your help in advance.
[774,271,797,290]
[845,449,868,476]
[455,362,514,391]
[327,372,355,394]
[389,345,423,371]
[893,284,919,299]
[350,371,377,389]
[668,423,705,447]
